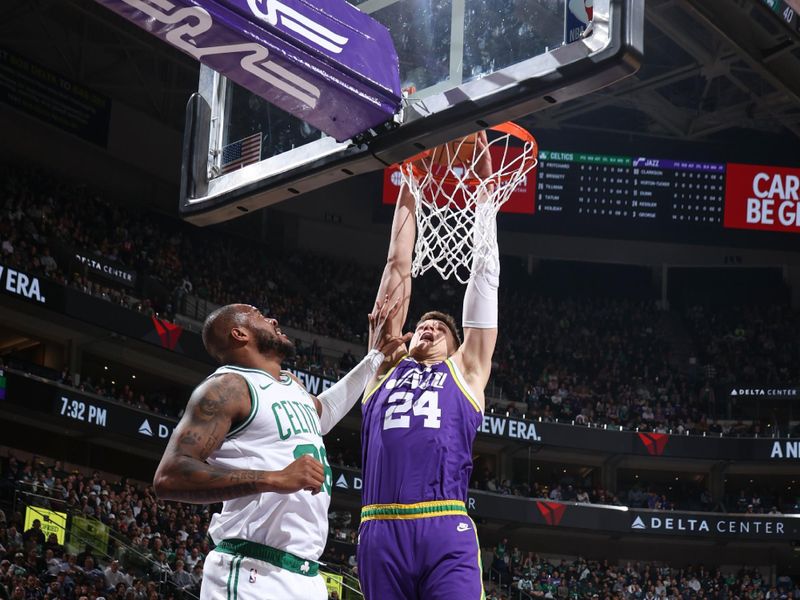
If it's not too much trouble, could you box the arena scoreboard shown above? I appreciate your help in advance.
[534,153,800,236]
[536,152,725,226]
[383,150,800,244]
[760,0,800,35]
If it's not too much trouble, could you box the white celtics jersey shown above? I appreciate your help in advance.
[206,365,332,560]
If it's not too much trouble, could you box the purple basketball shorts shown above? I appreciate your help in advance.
[357,514,484,600]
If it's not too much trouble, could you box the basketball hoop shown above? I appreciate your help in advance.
[399,122,538,284]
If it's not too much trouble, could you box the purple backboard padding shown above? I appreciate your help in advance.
[217,0,399,99]
[93,0,401,141]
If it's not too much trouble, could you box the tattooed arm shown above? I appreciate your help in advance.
[153,373,325,503]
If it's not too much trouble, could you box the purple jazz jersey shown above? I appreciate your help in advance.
[358,356,485,600]
[361,356,483,505]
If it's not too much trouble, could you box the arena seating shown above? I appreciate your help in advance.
[2,163,797,438]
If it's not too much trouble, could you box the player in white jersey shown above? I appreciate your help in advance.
[154,301,408,600]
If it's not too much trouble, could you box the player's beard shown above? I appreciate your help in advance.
[254,328,296,360]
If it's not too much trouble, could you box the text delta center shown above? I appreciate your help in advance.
[746,172,800,227]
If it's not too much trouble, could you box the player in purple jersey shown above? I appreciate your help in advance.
[359,132,497,600]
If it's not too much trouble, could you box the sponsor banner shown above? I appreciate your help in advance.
[73,251,137,288]
[24,506,67,545]
[465,492,799,541]
[70,515,109,554]
[0,263,61,306]
[724,163,800,233]
[2,372,176,447]
[62,290,198,356]
[321,571,343,597]
[478,415,800,461]
[767,439,800,459]
[331,466,362,494]
[92,0,400,142]
[0,48,111,146]
[729,387,799,399]
[479,414,543,442]
[286,368,335,395]
[2,369,799,461]
[320,480,800,541]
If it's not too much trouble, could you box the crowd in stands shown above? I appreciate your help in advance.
[0,453,214,600]
[1,441,799,600]
[2,163,799,440]
[484,544,799,600]
[723,486,800,516]
[683,302,799,390]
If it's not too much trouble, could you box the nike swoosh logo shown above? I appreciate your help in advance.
[456,523,471,532]
[259,383,273,390]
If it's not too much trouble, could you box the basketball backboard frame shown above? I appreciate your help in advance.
[180,0,644,225]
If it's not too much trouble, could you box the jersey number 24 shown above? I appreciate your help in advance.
[383,390,442,430]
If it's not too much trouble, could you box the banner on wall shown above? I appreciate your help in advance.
[724,163,800,233]
[321,572,344,596]
[0,47,111,146]
[2,369,800,461]
[72,251,137,288]
[24,506,67,545]
[70,515,109,554]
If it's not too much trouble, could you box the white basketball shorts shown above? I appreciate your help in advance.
[200,549,327,600]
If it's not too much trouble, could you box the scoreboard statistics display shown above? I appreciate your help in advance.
[760,0,800,35]
[382,150,800,245]
[535,151,725,226]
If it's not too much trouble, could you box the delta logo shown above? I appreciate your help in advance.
[151,317,183,351]
[536,502,567,526]
[638,432,669,456]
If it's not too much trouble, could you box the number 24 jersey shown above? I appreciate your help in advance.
[360,356,483,506]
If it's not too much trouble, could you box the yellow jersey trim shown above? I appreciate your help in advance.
[445,359,482,413]
[362,354,407,405]
[361,500,468,522]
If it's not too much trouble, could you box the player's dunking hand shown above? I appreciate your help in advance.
[272,453,326,495]
[472,129,493,181]
[368,294,412,357]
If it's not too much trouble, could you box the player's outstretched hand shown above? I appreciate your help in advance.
[368,294,412,356]
[274,454,325,494]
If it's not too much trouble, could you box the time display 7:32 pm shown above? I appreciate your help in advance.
[58,396,108,427]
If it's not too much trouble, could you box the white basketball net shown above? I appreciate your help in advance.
[400,128,537,284]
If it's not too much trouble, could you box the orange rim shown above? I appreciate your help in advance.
[400,122,538,187]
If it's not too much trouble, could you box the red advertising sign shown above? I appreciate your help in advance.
[724,163,800,233]
[382,146,537,214]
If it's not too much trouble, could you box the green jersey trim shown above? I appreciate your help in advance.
[221,364,292,385]
[227,379,259,438]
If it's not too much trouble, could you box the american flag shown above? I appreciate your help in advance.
[220,132,262,174]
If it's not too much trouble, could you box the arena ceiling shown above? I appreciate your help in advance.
[1,0,799,145]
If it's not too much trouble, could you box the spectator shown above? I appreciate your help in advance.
[103,560,130,591]
[170,560,192,598]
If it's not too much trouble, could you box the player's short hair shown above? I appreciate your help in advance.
[417,310,462,348]
[202,304,248,364]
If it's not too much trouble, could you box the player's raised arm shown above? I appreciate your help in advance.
[453,131,498,405]
[153,373,325,503]
[295,297,411,435]
[370,179,417,375]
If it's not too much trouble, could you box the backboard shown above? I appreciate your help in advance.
[181,0,644,225]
